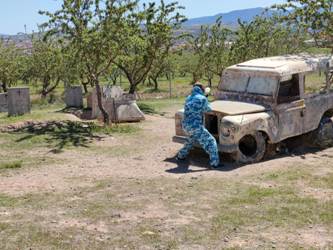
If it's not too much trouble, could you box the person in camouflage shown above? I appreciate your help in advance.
[177,83,221,169]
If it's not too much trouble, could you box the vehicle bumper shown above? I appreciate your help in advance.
[172,136,238,153]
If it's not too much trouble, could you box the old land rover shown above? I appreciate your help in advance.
[173,54,333,164]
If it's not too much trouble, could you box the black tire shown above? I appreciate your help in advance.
[232,132,266,164]
[312,117,333,148]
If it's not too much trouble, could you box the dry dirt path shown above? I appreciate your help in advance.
[0,112,332,196]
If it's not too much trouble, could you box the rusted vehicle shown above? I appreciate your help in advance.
[173,54,333,163]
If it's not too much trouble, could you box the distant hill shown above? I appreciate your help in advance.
[184,7,270,27]
[0,7,272,44]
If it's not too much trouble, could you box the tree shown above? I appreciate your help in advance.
[114,1,186,94]
[40,0,136,124]
[0,40,23,92]
[229,15,305,64]
[108,66,122,86]
[190,18,232,86]
[29,38,65,99]
[272,0,333,53]
[147,52,174,91]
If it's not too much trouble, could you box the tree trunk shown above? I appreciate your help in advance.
[128,82,137,95]
[1,82,7,93]
[153,78,158,91]
[147,78,153,87]
[95,80,110,125]
[208,78,212,88]
[41,78,60,99]
[82,82,89,94]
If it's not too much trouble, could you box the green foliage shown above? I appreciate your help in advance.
[114,1,186,94]
[40,0,185,123]
[229,15,306,63]
[188,17,232,85]
[28,38,66,98]
[273,0,333,52]
[0,41,25,92]
[181,15,305,86]
[40,0,137,124]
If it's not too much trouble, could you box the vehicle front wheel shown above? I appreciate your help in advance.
[232,132,266,164]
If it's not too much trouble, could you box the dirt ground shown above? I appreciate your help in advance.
[0,105,332,249]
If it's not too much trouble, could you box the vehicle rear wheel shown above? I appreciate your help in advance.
[232,132,266,164]
[312,116,333,148]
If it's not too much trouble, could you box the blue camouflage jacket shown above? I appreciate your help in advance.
[182,86,212,130]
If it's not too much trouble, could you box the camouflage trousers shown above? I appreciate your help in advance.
[177,126,220,167]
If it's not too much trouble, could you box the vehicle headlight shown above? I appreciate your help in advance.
[221,122,236,137]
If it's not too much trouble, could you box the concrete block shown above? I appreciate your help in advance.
[0,93,8,112]
[88,86,144,122]
[7,87,30,116]
[65,86,83,108]
[114,99,145,122]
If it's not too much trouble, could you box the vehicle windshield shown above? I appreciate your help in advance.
[221,70,278,96]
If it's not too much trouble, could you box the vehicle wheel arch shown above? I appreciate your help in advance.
[311,112,333,148]
[322,109,333,118]
[232,131,267,164]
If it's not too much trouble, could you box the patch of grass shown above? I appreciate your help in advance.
[264,168,311,182]
[0,161,22,170]
[0,176,331,249]
[137,103,160,115]
[91,123,140,135]
[0,104,66,127]
[263,167,333,190]
[212,184,332,237]
[228,185,289,205]
[138,97,184,114]
[2,121,139,154]
[310,173,333,190]
[0,194,18,207]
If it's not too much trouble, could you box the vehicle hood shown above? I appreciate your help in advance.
[210,100,266,115]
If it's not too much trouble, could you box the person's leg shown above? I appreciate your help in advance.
[194,127,220,167]
[177,135,196,160]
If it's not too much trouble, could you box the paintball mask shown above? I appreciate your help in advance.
[204,87,211,97]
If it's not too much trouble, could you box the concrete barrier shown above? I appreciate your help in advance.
[0,93,8,112]
[65,86,83,108]
[88,86,144,122]
[8,87,30,116]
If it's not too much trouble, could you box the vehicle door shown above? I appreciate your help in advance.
[276,74,306,140]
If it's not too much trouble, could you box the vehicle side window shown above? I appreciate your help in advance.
[277,74,300,104]
[304,70,327,94]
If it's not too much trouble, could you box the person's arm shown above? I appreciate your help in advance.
[202,97,212,112]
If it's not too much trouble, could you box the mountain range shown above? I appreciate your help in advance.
[183,7,268,27]
[0,7,268,42]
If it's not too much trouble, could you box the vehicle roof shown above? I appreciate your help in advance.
[226,54,333,77]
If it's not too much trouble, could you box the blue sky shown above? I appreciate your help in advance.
[0,0,285,35]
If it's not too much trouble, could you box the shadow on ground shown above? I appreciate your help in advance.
[10,121,103,154]
[164,149,239,174]
[165,137,326,174]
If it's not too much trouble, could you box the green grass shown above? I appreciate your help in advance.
[0,175,332,249]
[0,121,140,156]
[0,103,66,126]
[0,161,22,170]
[0,194,18,207]
[263,165,333,190]
[137,103,160,115]
[138,97,185,114]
